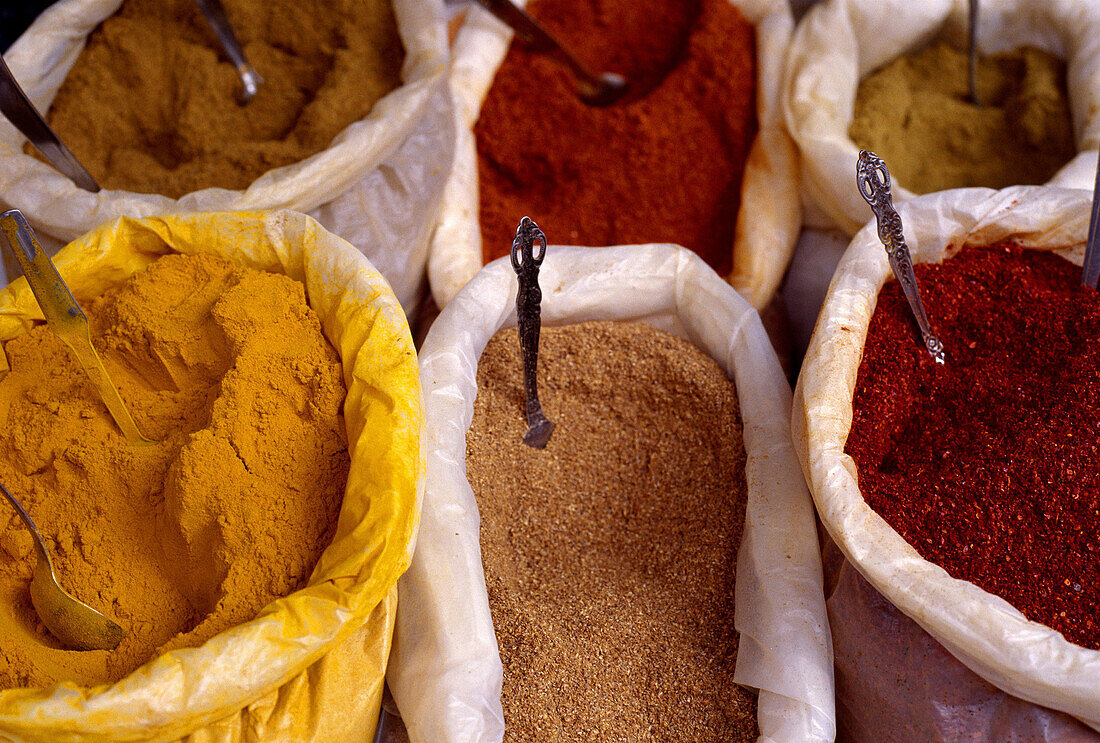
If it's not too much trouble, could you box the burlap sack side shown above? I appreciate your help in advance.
[0,0,455,315]
[392,244,834,743]
[427,0,800,312]
[792,186,1100,733]
[783,0,1100,234]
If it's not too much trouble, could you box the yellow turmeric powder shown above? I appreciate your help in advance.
[37,0,404,197]
[0,252,349,688]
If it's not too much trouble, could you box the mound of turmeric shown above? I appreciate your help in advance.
[37,0,404,197]
[0,252,349,687]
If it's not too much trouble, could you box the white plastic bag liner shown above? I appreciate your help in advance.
[792,186,1100,732]
[783,0,1100,235]
[390,244,835,743]
[0,0,456,315]
[426,0,800,312]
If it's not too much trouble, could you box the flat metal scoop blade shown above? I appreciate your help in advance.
[0,210,151,444]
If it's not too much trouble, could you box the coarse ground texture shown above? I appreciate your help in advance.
[847,244,1100,650]
[476,0,756,275]
[849,43,1076,194]
[466,321,757,742]
[39,0,403,196]
[0,253,348,687]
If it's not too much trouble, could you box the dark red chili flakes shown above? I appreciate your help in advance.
[846,242,1100,650]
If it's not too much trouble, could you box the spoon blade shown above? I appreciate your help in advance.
[0,482,125,651]
[0,210,152,444]
[31,565,125,651]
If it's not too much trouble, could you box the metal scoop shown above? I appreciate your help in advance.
[857,150,945,364]
[967,0,980,106]
[0,210,152,444]
[194,0,263,103]
[471,0,628,106]
[1082,152,1100,288]
[0,482,125,650]
[0,54,99,192]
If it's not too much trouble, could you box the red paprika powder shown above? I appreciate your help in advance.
[475,0,757,276]
[846,243,1100,650]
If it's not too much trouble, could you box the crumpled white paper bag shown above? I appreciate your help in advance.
[427,0,800,312]
[783,0,1100,234]
[0,0,455,314]
[391,243,835,743]
[792,185,1100,733]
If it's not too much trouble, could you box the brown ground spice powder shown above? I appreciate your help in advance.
[466,321,757,742]
[39,0,403,197]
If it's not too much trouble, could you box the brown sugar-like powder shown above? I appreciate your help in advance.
[38,0,403,197]
[466,321,757,742]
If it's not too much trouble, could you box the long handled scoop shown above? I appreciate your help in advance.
[0,482,125,650]
[0,54,99,192]
[471,0,628,106]
[194,0,263,103]
[0,210,151,444]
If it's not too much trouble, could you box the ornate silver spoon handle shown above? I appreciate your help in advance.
[856,151,945,364]
[511,216,554,448]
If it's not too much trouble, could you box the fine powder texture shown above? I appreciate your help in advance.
[475,0,756,275]
[0,253,348,687]
[847,244,1100,650]
[466,321,757,741]
[39,0,403,197]
[849,43,1076,194]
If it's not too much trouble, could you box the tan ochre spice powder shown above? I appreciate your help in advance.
[38,0,403,197]
[466,321,757,742]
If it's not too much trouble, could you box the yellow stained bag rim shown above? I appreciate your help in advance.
[0,210,423,741]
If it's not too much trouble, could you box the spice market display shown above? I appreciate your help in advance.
[5,0,1100,741]
[795,187,1100,741]
[468,322,758,742]
[0,211,422,740]
[847,244,1100,651]
[783,0,1100,235]
[475,0,756,275]
[427,0,801,311]
[37,0,403,196]
[0,0,455,315]
[388,243,834,742]
[0,251,348,687]
[849,43,1076,195]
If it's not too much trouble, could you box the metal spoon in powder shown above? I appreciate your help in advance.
[511,216,554,448]
[857,150,945,364]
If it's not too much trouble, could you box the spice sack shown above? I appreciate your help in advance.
[427,0,800,313]
[0,211,423,742]
[389,244,834,743]
[0,0,455,315]
[783,0,1100,235]
[792,186,1100,738]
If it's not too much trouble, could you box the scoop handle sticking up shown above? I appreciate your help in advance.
[193,0,263,103]
[1082,152,1100,288]
[511,216,554,448]
[967,0,980,105]
[856,150,945,364]
[0,54,99,192]
[0,210,152,443]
